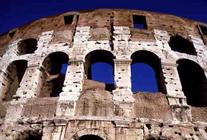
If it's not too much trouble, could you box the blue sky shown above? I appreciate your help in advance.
[0,0,207,34]
[1,0,207,92]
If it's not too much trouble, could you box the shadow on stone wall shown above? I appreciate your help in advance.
[134,92,172,120]
[22,97,58,119]
[191,106,207,122]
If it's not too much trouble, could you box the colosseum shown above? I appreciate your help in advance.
[0,9,207,140]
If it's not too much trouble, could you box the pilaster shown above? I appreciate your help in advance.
[112,59,135,118]
[56,58,84,117]
[162,62,192,122]
[112,59,134,103]
[0,70,11,101]
[59,58,84,101]
[15,63,43,99]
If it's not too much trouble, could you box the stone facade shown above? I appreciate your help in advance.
[0,9,207,140]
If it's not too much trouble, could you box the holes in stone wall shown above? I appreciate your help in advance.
[177,59,207,107]
[146,123,152,129]
[131,50,166,93]
[8,30,16,38]
[79,135,104,140]
[169,35,197,55]
[64,15,74,25]
[85,50,115,91]
[3,60,27,101]
[133,15,147,29]
[17,38,37,55]
[42,52,69,97]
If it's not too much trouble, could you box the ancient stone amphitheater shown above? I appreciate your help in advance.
[0,9,207,140]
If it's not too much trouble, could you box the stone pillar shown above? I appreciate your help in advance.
[162,62,192,122]
[1,63,44,122]
[112,27,134,118]
[112,59,135,118]
[15,63,43,99]
[113,59,134,102]
[154,29,192,122]
[0,70,11,101]
[42,124,66,140]
[56,58,84,117]
[59,58,84,101]
[36,31,54,53]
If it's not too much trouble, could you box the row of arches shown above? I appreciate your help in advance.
[15,34,197,56]
[1,52,69,100]
[21,132,174,140]
[2,50,207,106]
[20,132,103,140]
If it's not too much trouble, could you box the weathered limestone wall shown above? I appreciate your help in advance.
[0,9,207,140]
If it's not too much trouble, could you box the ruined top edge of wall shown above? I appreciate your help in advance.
[0,9,206,39]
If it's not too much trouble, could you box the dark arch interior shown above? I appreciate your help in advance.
[85,50,115,91]
[25,135,41,140]
[43,52,69,97]
[131,51,166,93]
[13,60,28,82]
[24,132,42,140]
[177,59,207,107]
[169,35,197,55]
[16,130,42,140]
[4,60,27,101]
[79,135,104,140]
[17,38,38,55]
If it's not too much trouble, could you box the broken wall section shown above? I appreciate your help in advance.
[78,10,113,41]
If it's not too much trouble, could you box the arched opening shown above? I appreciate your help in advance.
[3,60,27,101]
[177,59,207,106]
[85,50,115,91]
[24,132,42,140]
[41,52,69,97]
[169,35,197,55]
[131,50,165,93]
[79,135,104,140]
[17,38,37,55]
[16,130,42,140]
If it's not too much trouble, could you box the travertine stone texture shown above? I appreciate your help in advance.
[0,9,207,140]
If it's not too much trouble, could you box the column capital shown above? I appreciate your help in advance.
[161,61,178,67]
[113,59,132,64]
[69,58,84,64]
[27,63,40,68]
[166,95,186,99]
